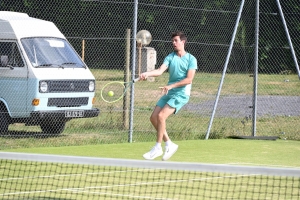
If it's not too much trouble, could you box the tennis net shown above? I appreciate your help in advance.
[0,152,299,199]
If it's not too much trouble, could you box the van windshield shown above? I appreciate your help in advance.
[21,38,85,68]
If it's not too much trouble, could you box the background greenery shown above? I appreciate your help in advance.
[1,0,299,73]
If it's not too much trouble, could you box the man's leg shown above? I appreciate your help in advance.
[143,105,177,160]
[155,104,175,143]
[150,105,175,143]
[155,105,179,161]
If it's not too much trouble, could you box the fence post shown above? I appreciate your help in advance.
[275,0,300,79]
[123,29,131,129]
[205,0,245,140]
[81,39,85,61]
[128,0,138,143]
[252,0,259,137]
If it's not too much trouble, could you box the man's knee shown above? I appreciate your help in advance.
[150,113,158,123]
[157,112,167,122]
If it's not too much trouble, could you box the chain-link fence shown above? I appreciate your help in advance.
[0,0,299,149]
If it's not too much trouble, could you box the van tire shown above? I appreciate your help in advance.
[40,121,66,135]
[0,106,9,134]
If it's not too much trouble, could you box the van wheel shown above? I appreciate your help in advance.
[0,106,9,134]
[40,121,66,135]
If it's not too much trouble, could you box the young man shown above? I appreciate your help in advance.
[139,31,198,161]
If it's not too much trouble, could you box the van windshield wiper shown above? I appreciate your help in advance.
[61,62,86,68]
[36,63,64,68]
[36,63,85,69]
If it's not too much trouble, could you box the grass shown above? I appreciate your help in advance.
[2,159,297,199]
[1,139,299,199]
[2,113,299,150]
[3,139,300,167]
[1,70,300,151]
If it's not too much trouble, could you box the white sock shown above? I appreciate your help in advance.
[155,143,162,149]
[165,140,173,147]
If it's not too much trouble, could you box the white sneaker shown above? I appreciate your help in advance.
[162,144,178,161]
[143,146,163,160]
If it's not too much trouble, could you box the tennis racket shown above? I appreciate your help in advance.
[100,77,140,103]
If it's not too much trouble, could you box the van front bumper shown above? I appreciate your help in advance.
[30,108,100,121]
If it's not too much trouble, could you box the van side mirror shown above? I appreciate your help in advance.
[1,55,8,67]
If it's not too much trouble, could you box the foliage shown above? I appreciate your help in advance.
[0,0,299,73]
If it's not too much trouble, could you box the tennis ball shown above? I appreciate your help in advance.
[108,91,114,97]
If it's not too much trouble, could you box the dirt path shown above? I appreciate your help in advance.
[185,95,300,117]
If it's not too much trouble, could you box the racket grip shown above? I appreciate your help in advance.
[133,77,140,83]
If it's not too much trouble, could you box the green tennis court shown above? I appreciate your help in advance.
[1,139,300,199]
[1,154,299,199]
[4,139,300,167]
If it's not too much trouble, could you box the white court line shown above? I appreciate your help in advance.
[0,168,151,181]
[227,162,300,169]
[0,172,255,199]
[69,191,175,200]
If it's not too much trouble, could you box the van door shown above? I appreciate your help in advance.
[0,41,28,118]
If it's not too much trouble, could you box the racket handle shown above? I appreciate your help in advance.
[133,77,140,83]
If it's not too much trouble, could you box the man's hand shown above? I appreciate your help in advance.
[159,85,172,94]
[140,72,148,80]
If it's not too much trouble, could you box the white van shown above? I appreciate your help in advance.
[0,11,99,135]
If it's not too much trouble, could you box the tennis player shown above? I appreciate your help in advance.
[139,31,198,161]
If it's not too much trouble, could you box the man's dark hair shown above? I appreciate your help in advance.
[171,31,187,42]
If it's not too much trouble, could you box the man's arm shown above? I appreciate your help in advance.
[170,69,196,88]
[139,64,168,80]
[162,69,196,93]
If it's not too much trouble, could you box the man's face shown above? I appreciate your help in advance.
[172,36,185,52]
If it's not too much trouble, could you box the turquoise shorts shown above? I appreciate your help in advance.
[156,93,189,114]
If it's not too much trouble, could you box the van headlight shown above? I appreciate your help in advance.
[39,81,48,93]
[89,80,95,92]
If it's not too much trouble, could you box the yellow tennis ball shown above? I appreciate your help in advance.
[108,91,114,97]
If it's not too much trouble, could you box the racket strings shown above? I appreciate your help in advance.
[100,81,132,103]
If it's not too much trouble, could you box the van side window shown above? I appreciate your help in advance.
[0,42,24,67]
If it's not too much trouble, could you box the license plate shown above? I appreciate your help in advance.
[65,110,84,118]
